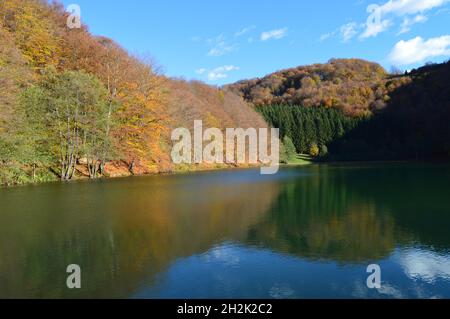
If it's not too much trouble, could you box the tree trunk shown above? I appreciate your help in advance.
[32,164,36,182]
[99,161,105,175]
[129,160,135,175]
[87,158,101,179]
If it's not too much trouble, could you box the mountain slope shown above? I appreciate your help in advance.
[0,0,267,186]
[234,59,450,161]
[226,58,410,116]
[330,61,450,160]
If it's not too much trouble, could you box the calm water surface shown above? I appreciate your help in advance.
[1,164,450,299]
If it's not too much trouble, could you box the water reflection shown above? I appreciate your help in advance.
[398,248,450,283]
[133,243,450,299]
[0,164,449,298]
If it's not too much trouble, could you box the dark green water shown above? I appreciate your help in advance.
[1,164,450,299]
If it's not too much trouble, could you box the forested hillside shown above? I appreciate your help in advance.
[0,0,267,186]
[329,61,450,160]
[251,61,450,161]
[226,58,410,117]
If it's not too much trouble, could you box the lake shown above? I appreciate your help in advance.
[1,164,450,299]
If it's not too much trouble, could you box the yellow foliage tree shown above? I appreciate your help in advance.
[309,143,320,157]
[0,0,61,70]
[115,61,169,174]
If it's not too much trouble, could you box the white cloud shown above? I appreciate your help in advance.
[398,14,428,34]
[340,23,359,42]
[319,31,336,42]
[206,34,225,45]
[389,35,450,65]
[195,68,206,75]
[235,26,255,37]
[360,15,391,38]
[207,42,237,57]
[319,23,362,43]
[207,65,240,81]
[361,0,448,38]
[260,28,288,41]
[206,34,237,57]
[378,0,449,16]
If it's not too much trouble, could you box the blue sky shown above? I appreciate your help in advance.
[61,0,450,85]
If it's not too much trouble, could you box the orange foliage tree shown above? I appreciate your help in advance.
[114,59,169,174]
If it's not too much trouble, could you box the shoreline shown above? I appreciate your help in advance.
[2,159,449,190]
[0,163,266,189]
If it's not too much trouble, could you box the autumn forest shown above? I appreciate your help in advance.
[0,0,267,186]
[1,0,449,187]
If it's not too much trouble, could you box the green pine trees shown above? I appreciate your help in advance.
[258,104,363,156]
